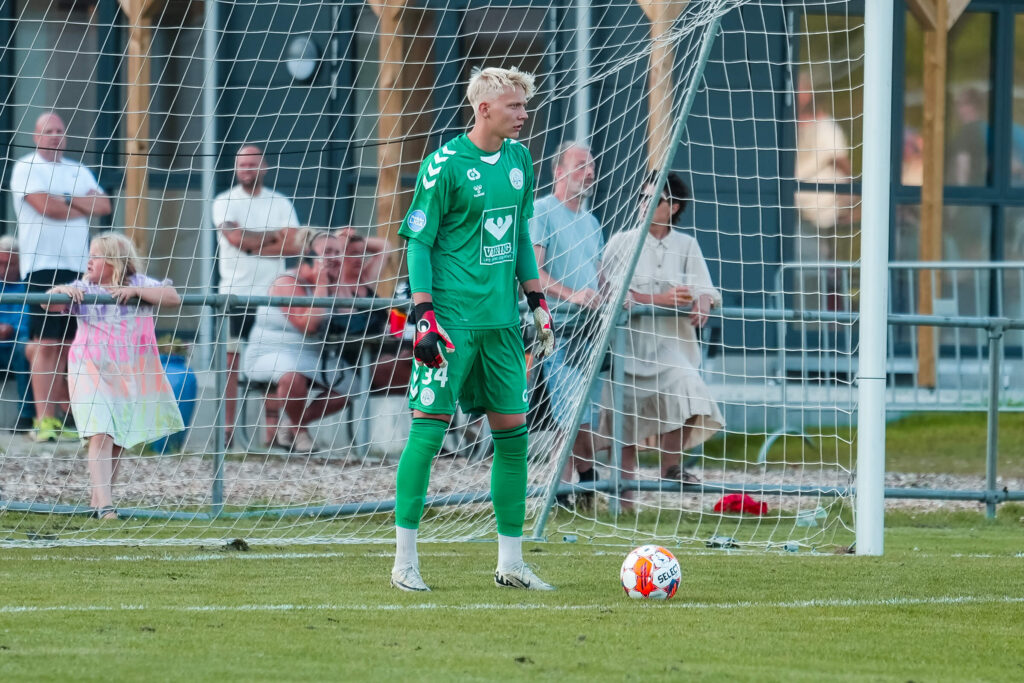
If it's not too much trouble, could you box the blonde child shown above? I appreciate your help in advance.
[45,232,185,519]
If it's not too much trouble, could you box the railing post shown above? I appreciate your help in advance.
[609,323,626,518]
[985,323,1003,519]
[210,297,228,517]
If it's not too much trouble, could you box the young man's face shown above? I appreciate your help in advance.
[482,86,529,140]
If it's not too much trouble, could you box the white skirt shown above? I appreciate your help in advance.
[600,365,724,448]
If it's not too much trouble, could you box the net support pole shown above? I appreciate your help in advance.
[531,14,724,540]
[855,0,894,556]
[574,0,592,142]
[197,0,219,369]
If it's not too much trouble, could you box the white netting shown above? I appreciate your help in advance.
[0,0,861,549]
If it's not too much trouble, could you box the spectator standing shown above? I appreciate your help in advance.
[44,232,184,519]
[601,171,724,509]
[530,141,604,508]
[8,111,112,442]
[0,236,34,429]
[793,72,859,264]
[211,145,304,443]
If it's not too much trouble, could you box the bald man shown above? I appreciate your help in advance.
[8,111,111,442]
[210,145,303,442]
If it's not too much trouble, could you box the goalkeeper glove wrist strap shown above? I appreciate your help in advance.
[526,291,547,311]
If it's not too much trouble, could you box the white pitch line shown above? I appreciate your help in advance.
[3,595,1022,615]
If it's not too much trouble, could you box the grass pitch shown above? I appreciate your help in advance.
[1,509,1022,682]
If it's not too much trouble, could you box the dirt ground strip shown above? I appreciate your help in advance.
[0,431,1017,514]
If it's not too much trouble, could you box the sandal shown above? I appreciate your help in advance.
[662,464,702,485]
[91,506,118,520]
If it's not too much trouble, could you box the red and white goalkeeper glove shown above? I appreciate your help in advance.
[527,291,555,359]
[413,302,455,368]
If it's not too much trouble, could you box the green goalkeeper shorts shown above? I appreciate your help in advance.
[407,325,528,416]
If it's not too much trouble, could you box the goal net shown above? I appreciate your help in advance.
[0,0,864,550]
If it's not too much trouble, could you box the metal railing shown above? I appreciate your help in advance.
[0,289,1021,522]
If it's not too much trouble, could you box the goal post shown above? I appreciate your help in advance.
[854,0,895,557]
[0,0,885,552]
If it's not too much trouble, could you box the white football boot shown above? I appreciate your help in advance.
[391,564,431,592]
[494,562,555,591]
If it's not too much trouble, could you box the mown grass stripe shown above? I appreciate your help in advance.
[4,594,1023,614]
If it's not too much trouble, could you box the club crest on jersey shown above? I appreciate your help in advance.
[479,205,517,266]
[509,168,524,190]
[467,168,481,181]
[407,209,427,233]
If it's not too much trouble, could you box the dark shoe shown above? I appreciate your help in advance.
[663,464,701,485]
[91,506,118,520]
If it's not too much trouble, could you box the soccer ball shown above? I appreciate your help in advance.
[620,545,681,599]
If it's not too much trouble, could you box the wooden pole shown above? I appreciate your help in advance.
[915,0,948,389]
[637,0,689,171]
[118,0,161,254]
[369,0,409,296]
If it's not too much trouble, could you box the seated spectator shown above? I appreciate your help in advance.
[0,236,34,429]
[322,234,409,396]
[333,227,390,288]
[242,232,356,452]
[600,171,724,509]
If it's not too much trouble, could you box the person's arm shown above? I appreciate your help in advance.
[109,281,182,309]
[68,188,111,217]
[271,274,330,336]
[42,284,84,312]
[23,193,88,220]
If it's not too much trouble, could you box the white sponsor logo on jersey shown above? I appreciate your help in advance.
[484,215,513,241]
[422,145,455,189]
[421,388,435,406]
[509,168,524,190]
[473,184,484,197]
[467,168,481,181]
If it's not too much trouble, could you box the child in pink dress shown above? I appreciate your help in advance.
[45,232,185,519]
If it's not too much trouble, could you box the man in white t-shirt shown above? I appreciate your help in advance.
[8,111,112,442]
[211,145,303,442]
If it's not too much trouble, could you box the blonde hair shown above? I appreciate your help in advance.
[466,66,536,110]
[89,232,142,285]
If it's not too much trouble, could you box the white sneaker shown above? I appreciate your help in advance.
[494,562,555,591]
[391,564,431,592]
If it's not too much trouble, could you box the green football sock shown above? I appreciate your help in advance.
[491,423,529,537]
[395,417,449,530]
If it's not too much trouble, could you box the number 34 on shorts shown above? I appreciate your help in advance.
[409,362,449,409]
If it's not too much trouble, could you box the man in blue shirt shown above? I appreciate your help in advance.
[0,236,34,429]
[530,142,604,509]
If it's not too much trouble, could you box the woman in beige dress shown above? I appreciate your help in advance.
[601,171,724,508]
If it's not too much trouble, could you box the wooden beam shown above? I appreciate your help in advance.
[636,0,689,171]
[369,0,408,295]
[123,14,153,253]
[916,0,949,389]
[906,0,938,31]
[947,0,970,30]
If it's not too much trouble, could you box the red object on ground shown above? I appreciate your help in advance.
[713,493,768,516]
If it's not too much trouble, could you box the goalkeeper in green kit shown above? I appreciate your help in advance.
[391,67,556,592]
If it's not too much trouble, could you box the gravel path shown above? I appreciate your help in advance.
[0,431,1017,516]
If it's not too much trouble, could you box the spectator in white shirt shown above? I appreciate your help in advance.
[7,111,111,442]
[210,144,304,444]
